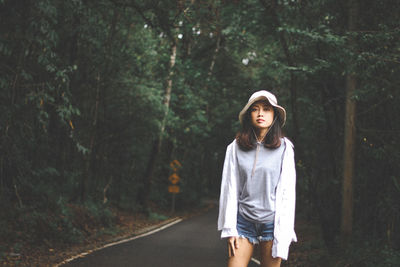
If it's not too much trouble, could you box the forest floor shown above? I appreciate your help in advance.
[1,202,331,267]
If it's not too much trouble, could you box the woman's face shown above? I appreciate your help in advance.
[250,100,275,130]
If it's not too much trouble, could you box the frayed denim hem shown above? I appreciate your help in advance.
[239,235,274,244]
[259,236,274,242]
[238,235,259,245]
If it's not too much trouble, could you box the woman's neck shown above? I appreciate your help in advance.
[253,128,269,143]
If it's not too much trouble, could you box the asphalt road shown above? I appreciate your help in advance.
[61,207,259,267]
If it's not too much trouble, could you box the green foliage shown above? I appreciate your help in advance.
[148,211,168,222]
[84,200,115,228]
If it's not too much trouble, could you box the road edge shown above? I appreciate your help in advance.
[54,217,183,267]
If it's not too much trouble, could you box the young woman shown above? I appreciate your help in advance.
[218,90,297,267]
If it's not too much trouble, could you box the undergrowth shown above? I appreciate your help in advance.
[0,198,116,262]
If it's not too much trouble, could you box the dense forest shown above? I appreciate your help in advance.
[1,0,399,265]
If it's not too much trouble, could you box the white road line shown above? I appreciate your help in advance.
[55,218,183,266]
[251,257,261,265]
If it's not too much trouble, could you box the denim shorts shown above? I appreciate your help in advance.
[236,213,274,244]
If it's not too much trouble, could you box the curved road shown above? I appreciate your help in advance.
[61,207,258,267]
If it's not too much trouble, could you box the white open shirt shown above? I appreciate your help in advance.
[217,137,297,260]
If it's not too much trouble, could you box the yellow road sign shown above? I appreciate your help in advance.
[170,160,182,172]
[169,173,180,184]
[168,185,180,193]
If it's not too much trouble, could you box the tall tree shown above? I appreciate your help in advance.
[341,0,358,243]
[142,40,177,210]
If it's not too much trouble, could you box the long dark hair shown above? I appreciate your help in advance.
[236,106,284,151]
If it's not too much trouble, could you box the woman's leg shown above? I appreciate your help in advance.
[227,237,254,267]
[259,240,281,267]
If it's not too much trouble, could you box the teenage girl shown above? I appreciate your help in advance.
[218,90,297,267]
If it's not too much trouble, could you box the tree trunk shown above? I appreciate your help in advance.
[80,72,100,202]
[208,31,221,78]
[141,42,177,211]
[341,0,358,244]
[79,11,119,202]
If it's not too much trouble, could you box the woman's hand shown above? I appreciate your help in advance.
[227,236,239,257]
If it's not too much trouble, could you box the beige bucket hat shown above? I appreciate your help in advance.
[238,90,286,127]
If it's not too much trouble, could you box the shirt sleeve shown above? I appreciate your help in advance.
[217,141,239,238]
[272,138,297,260]
[221,228,239,238]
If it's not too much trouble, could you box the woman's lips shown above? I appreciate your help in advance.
[256,119,265,122]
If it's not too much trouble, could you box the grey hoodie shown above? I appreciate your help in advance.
[237,139,285,223]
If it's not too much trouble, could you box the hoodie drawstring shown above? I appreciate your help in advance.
[250,117,277,178]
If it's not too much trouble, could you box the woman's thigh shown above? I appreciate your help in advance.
[259,241,281,267]
[227,237,254,267]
